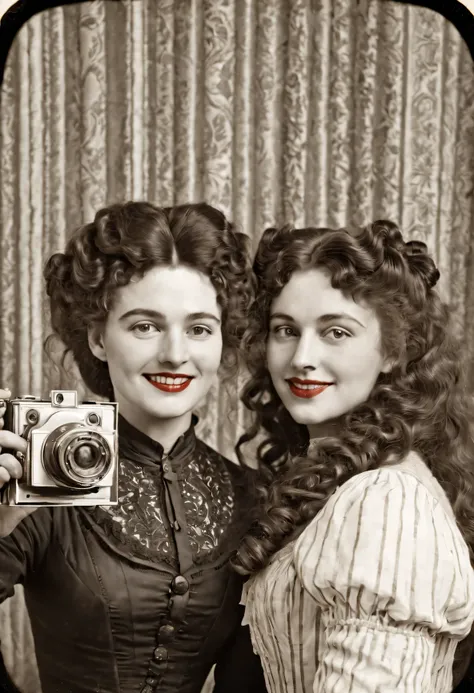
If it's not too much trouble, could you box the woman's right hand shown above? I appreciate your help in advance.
[0,390,25,488]
[0,389,37,536]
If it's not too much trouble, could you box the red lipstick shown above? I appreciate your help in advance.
[144,373,194,394]
[286,378,333,400]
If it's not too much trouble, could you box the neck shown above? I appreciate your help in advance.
[120,408,193,453]
[307,418,342,440]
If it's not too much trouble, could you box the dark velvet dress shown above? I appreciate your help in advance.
[0,415,266,693]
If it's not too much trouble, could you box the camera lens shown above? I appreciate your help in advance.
[42,423,113,489]
[55,393,64,404]
[72,443,101,469]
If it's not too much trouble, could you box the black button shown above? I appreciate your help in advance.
[145,676,160,686]
[153,646,168,662]
[170,575,189,595]
[158,624,175,643]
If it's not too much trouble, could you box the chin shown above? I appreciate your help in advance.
[151,403,194,419]
[284,403,331,427]
[293,414,328,426]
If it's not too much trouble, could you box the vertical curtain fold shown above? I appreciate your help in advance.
[350,0,379,226]
[253,0,285,237]
[283,0,310,228]
[152,0,175,205]
[0,41,18,391]
[436,22,462,304]
[373,1,405,222]
[18,28,32,394]
[305,0,331,227]
[328,0,354,228]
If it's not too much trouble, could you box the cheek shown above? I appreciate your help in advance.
[100,339,125,369]
[106,337,160,378]
[266,342,290,376]
[195,337,222,375]
[338,344,384,383]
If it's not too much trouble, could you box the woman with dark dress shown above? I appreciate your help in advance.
[0,201,266,693]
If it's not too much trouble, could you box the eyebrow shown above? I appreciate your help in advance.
[270,312,366,328]
[119,309,221,324]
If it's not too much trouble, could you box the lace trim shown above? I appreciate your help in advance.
[176,443,235,561]
[87,442,250,568]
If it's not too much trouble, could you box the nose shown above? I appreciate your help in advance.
[290,332,321,372]
[159,330,189,368]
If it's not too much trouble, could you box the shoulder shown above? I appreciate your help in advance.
[294,459,462,572]
[293,464,423,584]
[293,459,474,635]
[296,453,457,549]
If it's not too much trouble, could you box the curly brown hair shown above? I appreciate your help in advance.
[232,220,474,575]
[44,201,254,399]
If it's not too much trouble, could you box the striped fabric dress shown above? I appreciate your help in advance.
[241,452,474,692]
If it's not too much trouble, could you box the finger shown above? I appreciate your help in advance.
[0,431,27,453]
[0,454,23,479]
[0,467,11,487]
[0,389,11,400]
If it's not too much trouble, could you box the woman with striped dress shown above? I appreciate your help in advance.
[232,220,474,692]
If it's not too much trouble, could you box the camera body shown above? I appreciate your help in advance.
[1,390,118,507]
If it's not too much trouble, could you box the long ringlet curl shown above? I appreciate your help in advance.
[44,201,255,399]
[232,220,474,575]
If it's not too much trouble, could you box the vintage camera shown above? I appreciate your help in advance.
[1,390,118,507]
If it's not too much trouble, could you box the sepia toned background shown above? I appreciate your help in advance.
[0,0,474,691]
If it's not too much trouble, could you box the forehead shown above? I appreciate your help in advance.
[112,265,220,315]
[271,268,374,324]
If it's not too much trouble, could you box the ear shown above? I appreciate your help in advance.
[88,324,107,362]
[380,357,394,374]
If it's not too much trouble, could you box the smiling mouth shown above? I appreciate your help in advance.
[144,373,194,393]
[285,378,333,400]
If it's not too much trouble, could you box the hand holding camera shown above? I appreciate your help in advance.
[0,388,37,536]
[0,389,118,514]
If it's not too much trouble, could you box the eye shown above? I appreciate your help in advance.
[131,322,159,336]
[324,328,351,342]
[272,325,298,339]
[189,325,212,338]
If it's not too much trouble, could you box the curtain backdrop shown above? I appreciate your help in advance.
[0,1,473,691]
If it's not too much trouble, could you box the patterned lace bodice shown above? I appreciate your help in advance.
[86,417,242,569]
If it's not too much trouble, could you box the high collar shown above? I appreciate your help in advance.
[118,413,198,467]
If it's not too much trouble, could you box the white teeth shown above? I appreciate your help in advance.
[148,375,189,385]
[291,383,324,390]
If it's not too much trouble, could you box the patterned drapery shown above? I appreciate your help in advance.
[0,1,473,691]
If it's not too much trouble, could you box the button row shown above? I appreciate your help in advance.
[141,574,190,691]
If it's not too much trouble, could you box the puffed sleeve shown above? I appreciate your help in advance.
[294,468,474,693]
